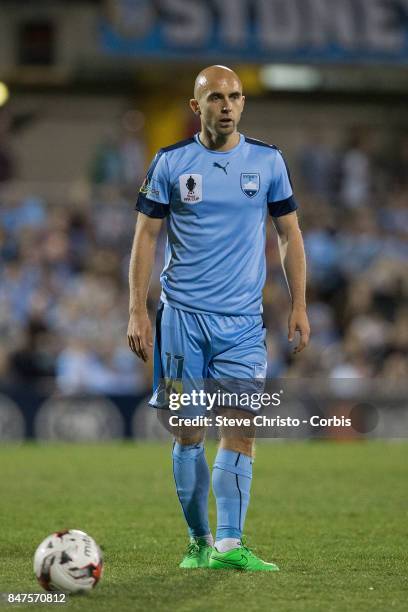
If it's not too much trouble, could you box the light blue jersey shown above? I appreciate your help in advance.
[136,133,297,316]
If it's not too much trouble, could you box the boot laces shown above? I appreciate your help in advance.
[240,535,254,556]
[186,541,200,557]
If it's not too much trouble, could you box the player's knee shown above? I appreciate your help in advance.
[156,409,205,444]
[218,407,255,456]
[175,427,205,446]
[220,435,254,457]
[219,406,255,438]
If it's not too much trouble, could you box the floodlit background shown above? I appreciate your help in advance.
[0,0,407,441]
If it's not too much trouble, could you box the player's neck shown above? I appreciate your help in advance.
[199,130,240,152]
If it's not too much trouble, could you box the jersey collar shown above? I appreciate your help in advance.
[194,133,244,155]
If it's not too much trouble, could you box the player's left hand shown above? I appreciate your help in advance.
[288,306,310,354]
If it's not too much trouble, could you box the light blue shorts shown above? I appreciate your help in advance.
[150,302,267,414]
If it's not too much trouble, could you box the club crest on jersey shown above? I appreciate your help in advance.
[241,173,260,198]
[179,174,202,203]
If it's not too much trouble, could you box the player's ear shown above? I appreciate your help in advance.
[189,98,201,115]
[241,95,246,110]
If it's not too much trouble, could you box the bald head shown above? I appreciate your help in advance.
[190,65,245,145]
[194,65,242,101]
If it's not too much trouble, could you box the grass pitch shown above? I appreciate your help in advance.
[0,441,407,612]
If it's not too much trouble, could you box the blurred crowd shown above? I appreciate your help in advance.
[0,125,407,395]
[266,130,408,381]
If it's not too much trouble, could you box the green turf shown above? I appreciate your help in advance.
[0,441,407,612]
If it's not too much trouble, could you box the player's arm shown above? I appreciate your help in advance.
[128,149,170,361]
[273,211,310,354]
[127,213,163,362]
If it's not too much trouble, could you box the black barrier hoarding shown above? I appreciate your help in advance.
[0,388,148,441]
[0,379,407,441]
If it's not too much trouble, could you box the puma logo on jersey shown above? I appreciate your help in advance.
[213,161,229,175]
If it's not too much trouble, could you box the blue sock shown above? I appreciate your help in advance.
[212,448,253,541]
[172,441,211,538]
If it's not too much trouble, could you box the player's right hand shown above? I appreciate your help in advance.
[127,310,153,362]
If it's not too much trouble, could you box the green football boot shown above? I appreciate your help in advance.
[179,537,213,569]
[209,538,279,572]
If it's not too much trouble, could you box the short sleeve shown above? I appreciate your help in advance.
[136,150,170,218]
[267,150,298,217]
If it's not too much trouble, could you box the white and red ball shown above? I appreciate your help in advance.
[33,529,103,593]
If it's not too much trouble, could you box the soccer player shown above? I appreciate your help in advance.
[128,65,310,571]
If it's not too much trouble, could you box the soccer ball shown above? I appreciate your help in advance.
[33,529,103,593]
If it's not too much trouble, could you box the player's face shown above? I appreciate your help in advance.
[199,78,245,137]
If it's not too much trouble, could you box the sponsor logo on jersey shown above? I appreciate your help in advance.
[241,173,260,198]
[179,174,202,203]
[213,161,229,175]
